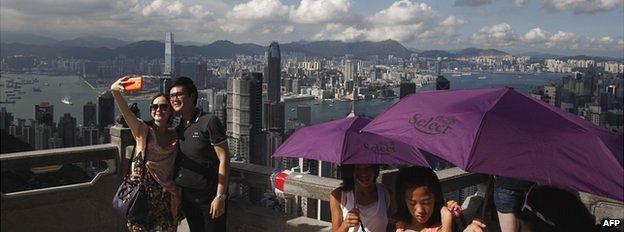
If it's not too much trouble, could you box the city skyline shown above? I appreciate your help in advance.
[1,0,623,57]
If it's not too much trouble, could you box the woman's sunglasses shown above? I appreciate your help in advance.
[150,104,169,111]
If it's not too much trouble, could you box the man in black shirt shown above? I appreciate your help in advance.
[169,77,229,232]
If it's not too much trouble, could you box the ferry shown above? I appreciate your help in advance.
[477,76,487,80]
[61,96,73,105]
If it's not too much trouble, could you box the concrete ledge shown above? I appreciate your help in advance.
[0,144,118,171]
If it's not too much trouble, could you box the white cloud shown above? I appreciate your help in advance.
[455,0,493,7]
[220,0,290,33]
[544,0,622,14]
[140,0,185,18]
[369,0,438,25]
[313,23,366,41]
[472,23,517,47]
[440,15,465,27]
[546,31,583,48]
[290,0,352,24]
[167,1,184,17]
[313,1,467,47]
[522,27,551,44]
[188,5,212,19]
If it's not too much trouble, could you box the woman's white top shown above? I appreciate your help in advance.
[340,183,389,232]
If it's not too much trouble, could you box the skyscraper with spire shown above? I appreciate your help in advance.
[263,42,285,168]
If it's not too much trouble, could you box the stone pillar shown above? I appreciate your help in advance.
[109,125,134,180]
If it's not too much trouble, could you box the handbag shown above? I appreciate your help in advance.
[112,131,150,220]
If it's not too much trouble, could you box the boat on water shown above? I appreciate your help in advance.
[61,96,73,105]
[451,74,462,77]
[461,72,472,76]
[477,76,487,80]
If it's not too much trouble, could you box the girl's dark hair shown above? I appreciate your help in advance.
[394,166,445,227]
[146,94,173,127]
[518,185,596,232]
[338,164,380,192]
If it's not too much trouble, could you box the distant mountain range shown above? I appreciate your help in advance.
[0,31,128,49]
[0,31,618,61]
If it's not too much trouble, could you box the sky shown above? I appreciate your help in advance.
[1,0,623,56]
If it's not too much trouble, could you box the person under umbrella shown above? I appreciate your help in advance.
[274,115,431,231]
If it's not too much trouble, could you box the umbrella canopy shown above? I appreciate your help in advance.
[273,116,430,166]
[361,87,623,201]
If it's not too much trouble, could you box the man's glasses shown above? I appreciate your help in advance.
[522,185,556,227]
[150,104,169,111]
[170,92,186,99]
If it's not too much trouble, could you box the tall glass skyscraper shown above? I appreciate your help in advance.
[164,32,174,76]
[267,42,281,103]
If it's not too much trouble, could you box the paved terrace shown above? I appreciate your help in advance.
[1,126,622,231]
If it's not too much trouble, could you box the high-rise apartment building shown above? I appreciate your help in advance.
[83,101,96,127]
[227,72,263,164]
[34,102,54,127]
[97,91,115,133]
[58,113,77,147]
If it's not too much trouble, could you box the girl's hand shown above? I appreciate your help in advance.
[395,220,407,231]
[343,208,360,228]
[463,219,487,232]
[110,76,133,92]
[446,200,462,217]
[129,171,141,183]
[441,200,462,227]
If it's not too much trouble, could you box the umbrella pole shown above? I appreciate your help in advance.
[480,176,495,220]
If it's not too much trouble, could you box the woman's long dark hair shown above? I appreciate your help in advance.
[338,164,380,192]
[394,166,445,227]
[519,185,596,232]
[146,93,173,127]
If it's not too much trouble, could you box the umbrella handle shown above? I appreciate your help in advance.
[353,185,366,231]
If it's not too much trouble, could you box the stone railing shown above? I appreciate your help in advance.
[1,126,621,231]
[1,144,123,232]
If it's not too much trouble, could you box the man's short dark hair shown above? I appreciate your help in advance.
[168,76,198,106]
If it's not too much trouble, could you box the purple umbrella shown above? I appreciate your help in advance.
[273,116,430,166]
[362,87,623,201]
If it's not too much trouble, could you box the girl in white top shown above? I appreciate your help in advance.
[330,164,391,232]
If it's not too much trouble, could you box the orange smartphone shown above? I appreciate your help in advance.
[122,76,143,92]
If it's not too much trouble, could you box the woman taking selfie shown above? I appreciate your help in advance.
[111,76,180,232]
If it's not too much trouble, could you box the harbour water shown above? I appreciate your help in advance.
[0,73,565,126]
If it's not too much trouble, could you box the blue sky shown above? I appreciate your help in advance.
[1,0,623,56]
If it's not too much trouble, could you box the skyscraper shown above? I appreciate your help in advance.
[1,107,13,131]
[196,63,208,90]
[266,42,281,103]
[227,72,263,164]
[263,42,285,167]
[81,126,99,146]
[58,113,77,147]
[97,91,114,131]
[164,32,174,76]
[343,60,356,83]
[83,101,96,127]
[35,102,54,127]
